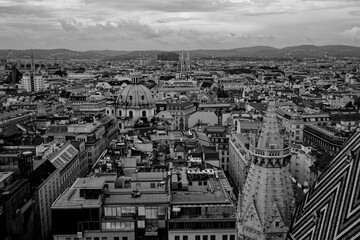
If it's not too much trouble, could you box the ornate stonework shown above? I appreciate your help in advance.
[237,95,294,240]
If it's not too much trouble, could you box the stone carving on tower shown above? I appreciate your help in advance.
[237,92,294,240]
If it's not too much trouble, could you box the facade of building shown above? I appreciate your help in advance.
[167,102,196,131]
[287,129,360,240]
[203,126,230,171]
[276,109,330,143]
[52,176,170,240]
[228,133,251,196]
[21,73,44,92]
[237,96,294,240]
[0,178,38,240]
[28,160,59,240]
[290,145,316,188]
[303,124,348,156]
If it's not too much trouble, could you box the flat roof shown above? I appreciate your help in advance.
[52,177,107,209]
[73,177,106,189]
[104,193,169,205]
[52,188,102,209]
[172,178,231,205]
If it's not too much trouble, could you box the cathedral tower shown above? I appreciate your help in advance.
[237,92,294,240]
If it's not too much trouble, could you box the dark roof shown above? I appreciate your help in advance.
[249,102,268,113]
[28,160,57,190]
[217,89,229,98]
[330,113,360,121]
[313,152,332,172]
[1,125,21,137]
[167,101,194,108]
[69,141,82,151]
[202,146,219,160]
[204,126,228,134]
[47,125,68,133]
[200,81,213,89]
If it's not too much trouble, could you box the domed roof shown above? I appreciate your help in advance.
[116,83,155,108]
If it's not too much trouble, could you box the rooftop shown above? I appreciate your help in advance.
[73,177,107,189]
[52,177,106,209]
[171,170,232,205]
[104,192,169,205]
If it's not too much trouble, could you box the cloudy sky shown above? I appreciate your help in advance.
[1,0,360,50]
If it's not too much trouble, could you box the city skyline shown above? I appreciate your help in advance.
[1,0,360,51]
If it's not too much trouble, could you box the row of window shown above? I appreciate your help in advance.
[101,222,135,230]
[104,207,136,217]
[66,237,128,240]
[174,235,236,240]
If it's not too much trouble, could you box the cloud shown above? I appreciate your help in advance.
[243,11,294,16]
[58,18,174,39]
[1,0,360,49]
[349,10,360,16]
[342,26,360,42]
[156,18,200,23]
[84,0,239,13]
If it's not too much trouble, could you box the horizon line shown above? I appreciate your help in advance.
[1,44,359,53]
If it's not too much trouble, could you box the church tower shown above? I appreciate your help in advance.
[237,92,294,240]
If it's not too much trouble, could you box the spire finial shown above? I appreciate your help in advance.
[31,48,35,71]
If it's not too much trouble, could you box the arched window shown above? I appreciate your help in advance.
[119,123,122,129]
[142,111,147,117]
[106,110,109,114]
[129,111,133,118]
[118,110,122,116]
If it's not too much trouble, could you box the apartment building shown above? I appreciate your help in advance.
[52,175,170,240]
[203,126,230,171]
[43,115,118,168]
[276,108,330,143]
[168,168,236,240]
[228,133,251,196]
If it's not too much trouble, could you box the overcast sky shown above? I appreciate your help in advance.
[1,0,360,50]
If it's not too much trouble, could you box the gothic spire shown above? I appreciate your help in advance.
[257,90,284,149]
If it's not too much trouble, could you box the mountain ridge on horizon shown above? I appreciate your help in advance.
[1,44,360,60]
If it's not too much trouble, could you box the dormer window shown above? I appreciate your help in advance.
[141,95,145,100]
[129,95,133,101]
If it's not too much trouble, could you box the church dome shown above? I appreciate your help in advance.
[116,83,155,108]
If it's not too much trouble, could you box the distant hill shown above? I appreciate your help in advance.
[1,45,360,60]
[190,45,360,58]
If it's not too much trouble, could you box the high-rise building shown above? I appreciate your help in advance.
[179,51,190,77]
[21,50,43,92]
[237,94,294,240]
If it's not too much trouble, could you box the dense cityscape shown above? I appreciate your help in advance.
[0,46,360,240]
